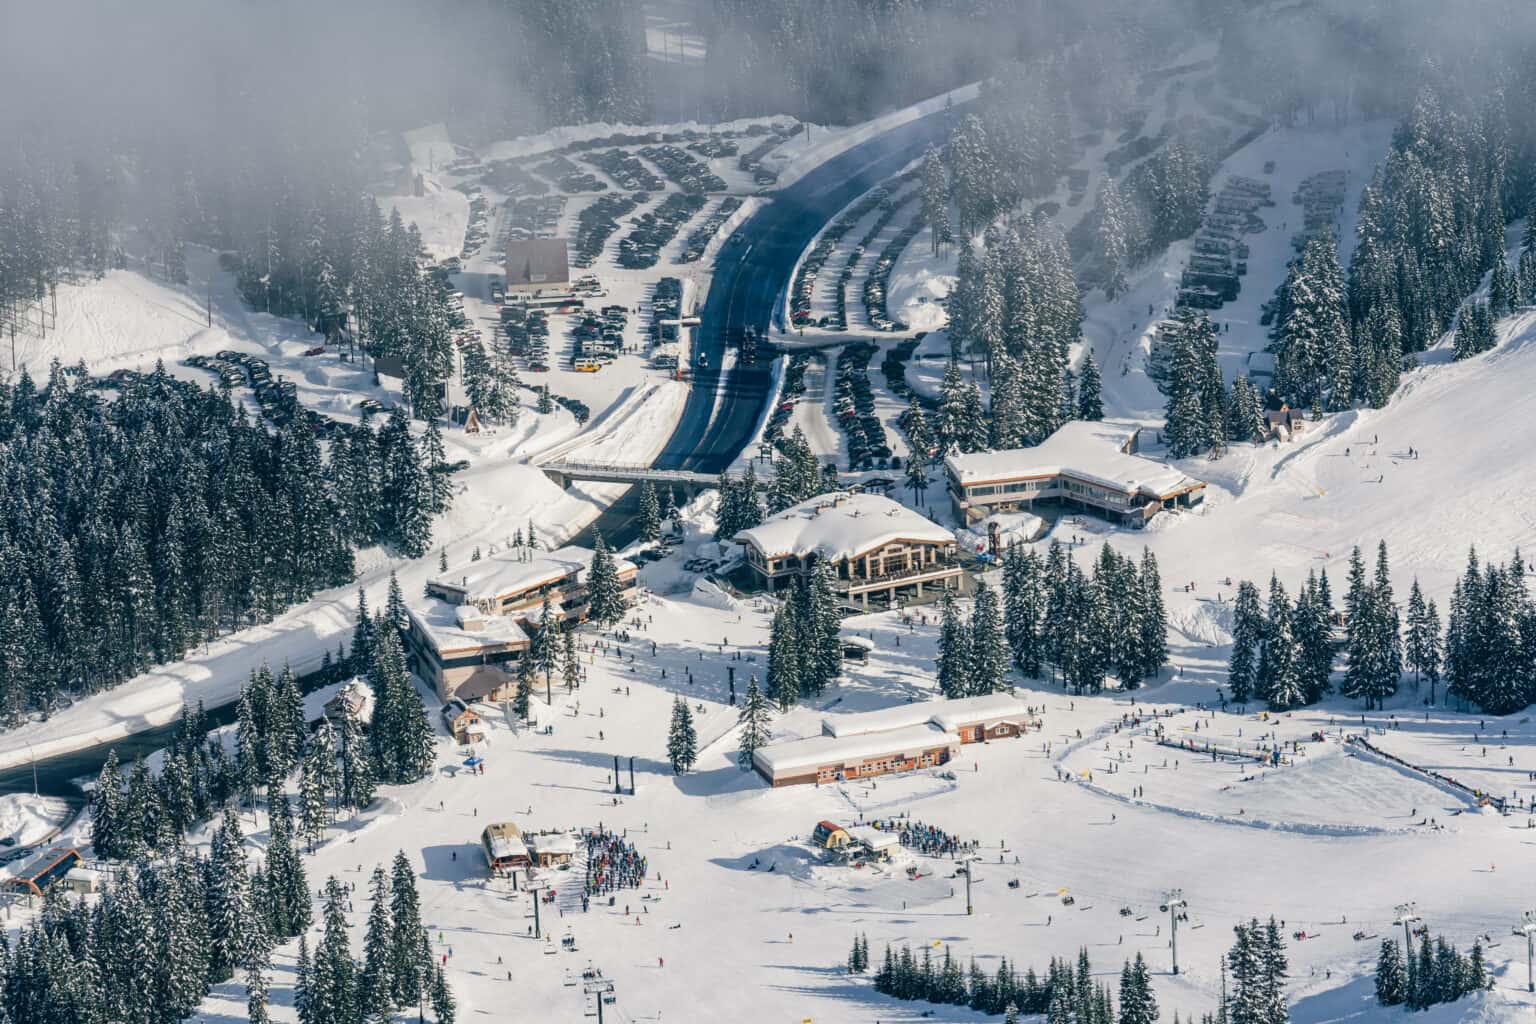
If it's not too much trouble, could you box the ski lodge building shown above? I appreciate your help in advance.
[504,238,570,297]
[944,421,1207,529]
[752,693,1033,786]
[735,493,963,608]
[5,846,83,897]
[480,822,531,874]
[404,546,637,702]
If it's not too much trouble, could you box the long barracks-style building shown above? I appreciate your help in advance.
[944,421,1206,529]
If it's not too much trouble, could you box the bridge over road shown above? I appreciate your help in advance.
[539,459,718,493]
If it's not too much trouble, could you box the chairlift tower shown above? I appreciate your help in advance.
[1165,889,1187,975]
[1514,911,1536,993]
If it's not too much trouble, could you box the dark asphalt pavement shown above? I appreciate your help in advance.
[655,103,964,474]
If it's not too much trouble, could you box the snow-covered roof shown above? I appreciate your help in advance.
[1245,351,1276,377]
[841,635,876,651]
[528,832,578,856]
[482,822,528,860]
[846,825,900,851]
[821,703,934,738]
[407,601,529,656]
[324,678,377,724]
[944,421,1204,500]
[427,546,636,606]
[736,493,953,562]
[927,693,1031,732]
[753,724,960,776]
[821,693,1029,739]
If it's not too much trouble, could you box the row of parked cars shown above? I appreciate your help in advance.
[460,189,491,260]
[789,175,914,328]
[533,153,606,193]
[762,354,810,448]
[617,193,706,269]
[481,158,550,199]
[185,350,345,438]
[678,197,743,263]
[638,145,726,195]
[572,305,628,364]
[502,305,552,371]
[572,194,645,267]
[583,149,663,192]
[832,343,892,470]
[862,209,924,332]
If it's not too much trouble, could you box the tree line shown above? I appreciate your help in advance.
[92,579,436,860]
[1227,541,1536,716]
[939,542,1168,697]
[1374,932,1490,1011]
[0,364,444,720]
[850,919,1290,1024]
[2,803,450,1024]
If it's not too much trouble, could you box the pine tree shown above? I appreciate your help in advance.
[1222,583,1259,706]
[586,533,627,627]
[359,865,395,1021]
[936,589,970,698]
[1119,953,1158,1024]
[1375,939,1406,1006]
[637,481,662,543]
[339,702,376,813]
[737,676,773,770]
[431,962,457,1024]
[766,600,802,711]
[968,581,1010,695]
[390,851,431,1006]
[1078,351,1104,420]
[667,695,698,774]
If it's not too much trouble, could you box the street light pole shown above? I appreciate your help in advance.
[1165,890,1187,975]
[1515,912,1536,993]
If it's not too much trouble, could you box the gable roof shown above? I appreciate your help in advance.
[736,493,953,563]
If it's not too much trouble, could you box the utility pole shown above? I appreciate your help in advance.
[1394,903,1421,958]
[1165,889,1187,975]
[1515,912,1536,993]
[959,854,978,915]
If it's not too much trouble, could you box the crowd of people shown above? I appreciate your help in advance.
[582,828,648,897]
[869,817,976,858]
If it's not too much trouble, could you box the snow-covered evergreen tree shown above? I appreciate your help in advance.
[667,695,697,774]
[736,676,774,770]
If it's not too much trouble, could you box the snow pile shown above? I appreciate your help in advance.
[689,577,742,611]
[382,177,470,263]
[0,794,72,849]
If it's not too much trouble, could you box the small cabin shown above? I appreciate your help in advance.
[64,866,104,895]
[444,704,486,745]
[1264,404,1306,441]
[481,822,531,873]
[812,820,851,851]
[5,846,82,896]
[528,832,578,868]
[842,636,875,664]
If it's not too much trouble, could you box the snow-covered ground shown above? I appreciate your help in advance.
[0,237,672,772]
[15,561,1536,1023]
[0,794,73,851]
[1088,118,1395,421]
